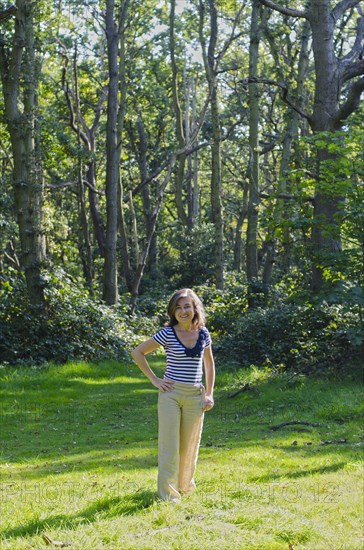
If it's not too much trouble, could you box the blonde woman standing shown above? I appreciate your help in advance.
[131,288,215,502]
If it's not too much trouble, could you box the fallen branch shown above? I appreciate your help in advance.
[270,420,321,431]
[320,438,348,445]
[227,383,252,398]
[42,534,71,547]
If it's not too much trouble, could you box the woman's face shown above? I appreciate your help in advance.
[174,296,195,324]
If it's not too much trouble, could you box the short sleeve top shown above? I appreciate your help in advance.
[153,326,211,384]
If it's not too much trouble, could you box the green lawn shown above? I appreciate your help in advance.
[0,358,363,549]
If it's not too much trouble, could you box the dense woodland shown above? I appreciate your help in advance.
[0,0,363,370]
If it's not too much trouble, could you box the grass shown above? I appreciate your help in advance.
[0,357,363,549]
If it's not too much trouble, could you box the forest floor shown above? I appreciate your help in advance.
[0,357,363,550]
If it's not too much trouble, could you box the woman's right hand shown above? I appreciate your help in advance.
[152,377,175,392]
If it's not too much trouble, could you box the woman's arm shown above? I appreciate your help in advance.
[203,345,215,410]
[131,338,175,391]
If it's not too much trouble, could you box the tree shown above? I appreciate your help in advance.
[258,0,364,291]
[0,0,46,306]
[260,18,310,285]
[103,0,130,304]
[245,0,261,306]
[60,41,107,261]
[198,0,227,290]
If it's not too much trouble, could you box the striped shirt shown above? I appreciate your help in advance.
[153,326,211,384]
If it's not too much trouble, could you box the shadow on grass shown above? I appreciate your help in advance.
[1,490,159,540]
[249,461,348,483]
[1,361,363,478]
[0,362,161,469]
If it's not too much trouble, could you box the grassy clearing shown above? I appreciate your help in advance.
[0,358,363,549]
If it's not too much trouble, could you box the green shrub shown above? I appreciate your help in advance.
[217,300,361,374]
[0,268,137,365]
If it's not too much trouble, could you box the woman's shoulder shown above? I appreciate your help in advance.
[154,326,174,338]
[199,326,211,343]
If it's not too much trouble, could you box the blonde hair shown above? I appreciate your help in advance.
[166,288,206,328]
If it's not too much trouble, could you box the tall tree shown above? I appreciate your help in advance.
[103,0,130,304]
[0,0,46,306]
[258,0,364,291]
[170,0,188,226]
[116,0,132,291]
[60,42,107,261]
[246,0,261,305]
[199,0,224,290]
[261,18,310,285]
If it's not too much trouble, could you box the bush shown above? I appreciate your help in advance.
[0,268,137,365]
[217,300,362,374]
[192,272,362,375]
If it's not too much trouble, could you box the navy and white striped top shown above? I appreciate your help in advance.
[153,326,211,384]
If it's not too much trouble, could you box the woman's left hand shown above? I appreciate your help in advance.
[203,394,214,411]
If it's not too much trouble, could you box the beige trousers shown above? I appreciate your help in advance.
[157,380,205,501]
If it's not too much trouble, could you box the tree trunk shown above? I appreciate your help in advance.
[137,117,157,274]
[73,46,94,293]
[210,82,224,290]
[199,0,224,290]
[103,0,123,304]
[308,0,343,292]
[116,0,132,292]
[86,152,106,258]
[0,0,46,306]
[170,0,188,226]
[233,184,248,272]
[191,77,200,226]
[128,190,140,270]
[185,73,194,229]
[246,0,261,306]
[78,166,94,293]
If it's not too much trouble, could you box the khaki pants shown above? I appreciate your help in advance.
[157,380,205,501]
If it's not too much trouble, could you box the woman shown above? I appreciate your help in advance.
[131,288,215,502]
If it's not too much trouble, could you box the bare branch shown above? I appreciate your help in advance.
[257,0,306,19]
[0,5,17,23]
[45,181,76,189]
[340,14,364,70]
[343,59,364,81]
[128,141,213,199]
[59,50,91,148]
[2,240,20,270]
[334,76,364,128]
[117,0,130,40]
[222,118,244,141]
[259,139,279,155]
[260,192,314,203]
[241,77,312,121]
[216,5,245,65]
[216,64,243,74]
[90,86,108,133]
[46,180,103,195]
[332,0,363,22]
